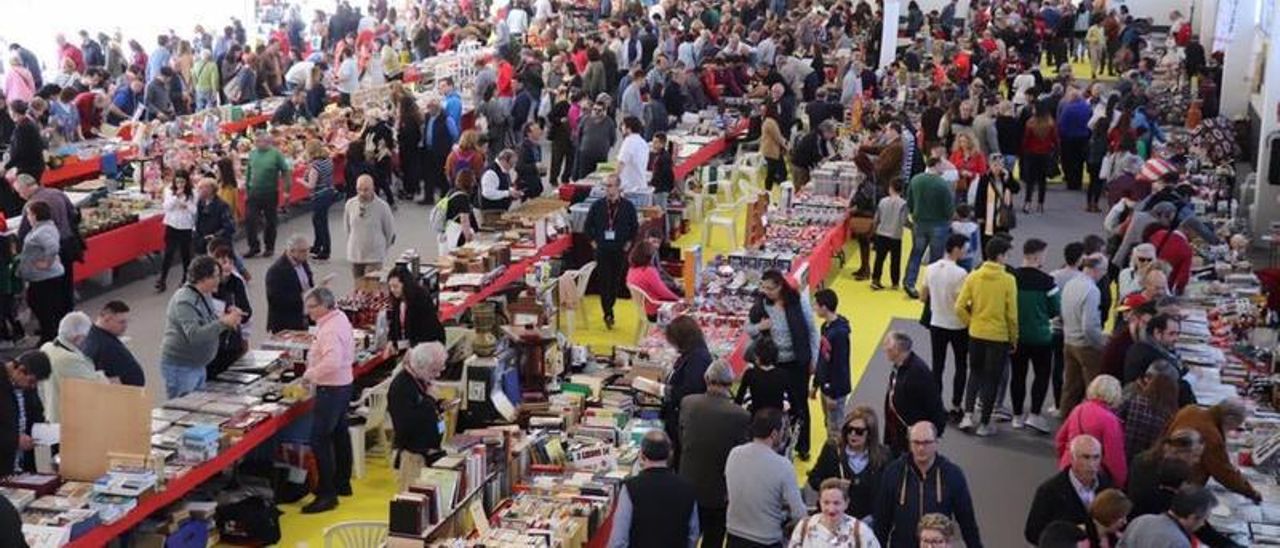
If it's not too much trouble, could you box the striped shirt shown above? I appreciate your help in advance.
[309,158,335,193]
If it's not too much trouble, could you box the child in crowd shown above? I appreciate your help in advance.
[870,178,907,290]
[951,203,981,271]
[736,336,789,415]
[813,289,851,443]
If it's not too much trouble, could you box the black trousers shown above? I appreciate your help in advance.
[699,504,727,548]
[311,384,354,498]
[595,246,626,319]
[423,151,448,202]
[1022,153,1051,204]
[764,157,787,191]
[28,276,68,344]
[781,361,811,455]
[550,137,573,185]
[966,337,1009,424]
[1060,137,1089,191]
[245,194,279,253]
[1011,342,1052,416]
[1086,161,1105,205]
[399,145,423,197]
[929,326,969,408]
[1051,331,1066,408]
[853,233,871,275]
[872,235,902,285]
[158,226,194,285]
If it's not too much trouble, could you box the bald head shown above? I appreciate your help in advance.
[1070,434,1102,457]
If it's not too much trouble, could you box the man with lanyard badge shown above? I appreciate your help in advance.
[584,174,639,330]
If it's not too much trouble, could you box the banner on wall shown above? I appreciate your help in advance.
[879,1,901,70]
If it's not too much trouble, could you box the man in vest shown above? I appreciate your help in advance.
[606,430,699,547]
[479,149,522,213]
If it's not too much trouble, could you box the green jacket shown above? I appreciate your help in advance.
[193,60,220,93]
[1015,266,1060,346]
[245,147,291,198]
[906,172,954,225]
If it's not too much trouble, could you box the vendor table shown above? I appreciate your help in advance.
[439,234,573,322]
[65,352,393,548]
[41,148,138,188]
[672,118,751,181]
[219,114,272,135]
[75,214,166,283]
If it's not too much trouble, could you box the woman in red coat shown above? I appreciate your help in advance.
[949,133,988,197]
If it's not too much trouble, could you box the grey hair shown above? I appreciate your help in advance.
[285,233,311,251]
[1215,397,1248,422]
[1070,434,1101,457]
[887,331,913,352]
[497,148,519,164]
[406,342,448,376]
[305,287,337,310]
[1145,360,1179,382]
[58,311,93,344]
[704,359,736,386]
[15,173,39,189]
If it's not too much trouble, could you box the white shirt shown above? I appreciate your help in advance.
[1012,74,1037,105]
[920,258,968,330]
[357,15,378,33]
[162,187,196,230]
[533,0,554,21]
[506,8,529,36]
[480,166,514,202]
[617,134,651,194]
[337,58,360,94]
[285,61,314,89]
[787,514,880,548]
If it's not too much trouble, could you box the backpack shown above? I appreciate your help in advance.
[431,190,466,233]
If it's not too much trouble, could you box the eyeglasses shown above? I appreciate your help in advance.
[910,439,937,446]
[1135,257,1153,262]
[844,426,868,436]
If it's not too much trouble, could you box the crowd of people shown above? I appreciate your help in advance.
[0,0,1241,543]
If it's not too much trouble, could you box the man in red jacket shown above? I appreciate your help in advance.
[1146,203,1193,294]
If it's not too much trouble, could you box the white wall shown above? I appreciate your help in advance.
[0,0,255,73]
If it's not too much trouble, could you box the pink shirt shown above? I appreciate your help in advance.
[626,266,679,316]
[4,67,36,103]
[305,309,355,386]
[1056,399,1128,488]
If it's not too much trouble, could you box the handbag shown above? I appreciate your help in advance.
[222,68,244,104]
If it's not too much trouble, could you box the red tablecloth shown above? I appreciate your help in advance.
[219,114,272,135]
[66,352,393,547]
[439,234,573,322]
[39,158,102,187]
[75,215,166,283]
[673,118,750,181]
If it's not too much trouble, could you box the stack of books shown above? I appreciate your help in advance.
[92,466,157,498]
[178,424,221,463]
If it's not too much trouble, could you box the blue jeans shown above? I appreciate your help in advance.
[904,222,950,289]
[162,363,207,399]
[310,384,354,498]
[195,90,216,111]
[311,188,336,256]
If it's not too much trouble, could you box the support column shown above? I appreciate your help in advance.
[1250,13,1280,238]
[1218,0,1258,118]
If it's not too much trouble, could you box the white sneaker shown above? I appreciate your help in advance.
[993,407,1013,422]
[1011,415,1025,429]
[1025,414,1052,434]
[958,414,975,431]
[1045,403,1059,417]
[976,423,995,437]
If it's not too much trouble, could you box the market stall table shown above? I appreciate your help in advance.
[64,352,393,548]
[75,214,166,283]
[439,234,573,322]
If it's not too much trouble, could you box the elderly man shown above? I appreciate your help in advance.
[1,351,51,476]
[40,312,108,422]
[1025,434,1116,544]
[266,234,329,332]
[81,300,144,387]
[301,287,355,514]
[679,359,750,548]
[344,175,396,281]
[882,332,947,456]
[160,256,243,398]
[15,173,78,303]
[244,132,292,258]
[609,430,699,548]
[422,97,458,203]
[388,342,448,491]
[1165,398,1262,503]
[479,149,523,212]
[725,408,807,547]
[874,421,982,548]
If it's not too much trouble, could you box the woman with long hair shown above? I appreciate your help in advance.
[385,266,445,349]
[948,133,987,200]
[1116,360,1181,461]
[661,315,712,469]
[156,169,196,292]
[748,269,818,459]
[215,155,243,222]
[626,241,680,322]
[760,103,788,191]
[445,129,487,187]
[806,406,889,520]
[1020,101,1057,213]
[300,140,337,260]
[396,95,425,201]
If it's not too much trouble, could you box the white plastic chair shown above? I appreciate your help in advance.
[561,261,597,334]
[627,284,657,345]
[323,521,388,548]
[348,375,393,479]
[680,176,715,220]
[731,153,765,191]
[701,195,749,250]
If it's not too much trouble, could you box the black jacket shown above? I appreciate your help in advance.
[387,293,445,347]
[583,196,639,251]
[874,454,982,548]
[663,344,711,428]
[264,255,312,332]
[814,315,851,398]
[271,100,306,125]
[748,294,814,369]
[195,196,236,244]
[791,131,829,169]
[622,467,697,547]
[0,372,44,476]
[387,370,443,458]
[806,100,844,130]
[0,494,26,547]
[678,392,750,508]
[883,352,947,455]
[82,325,146,387]
[650,149,675,193]
[807,441,885,519]
[6,118,45,181]
[1024,469,1114,545]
